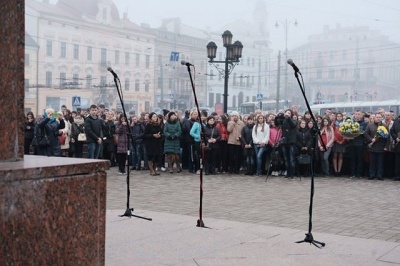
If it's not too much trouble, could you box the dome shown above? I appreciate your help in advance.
[57,0,120,21]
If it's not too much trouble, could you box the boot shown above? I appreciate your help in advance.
[166,154,173,173]
[248,163,254,176]
[245,161,251,175]
[152,161,160,175]
[148,161,155,176]
[174,154,182,173]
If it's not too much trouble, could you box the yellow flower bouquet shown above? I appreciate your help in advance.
[338,119,363,139]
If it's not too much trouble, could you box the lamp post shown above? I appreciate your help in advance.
[275,20,298,100]
[206,30,243,114]
[349,34,366,103]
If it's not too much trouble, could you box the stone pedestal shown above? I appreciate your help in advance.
[0,156,109,265]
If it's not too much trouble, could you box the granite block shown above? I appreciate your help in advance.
[0,156,109,265]
[0,0,25,161]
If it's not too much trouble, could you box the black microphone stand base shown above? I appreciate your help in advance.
[296,232,325,248]
[119,208,153,221]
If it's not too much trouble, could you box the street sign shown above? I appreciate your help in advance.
[169,94,174,99]
[72,96,81,106]
[170,51,179,62]
[256,93,263,101]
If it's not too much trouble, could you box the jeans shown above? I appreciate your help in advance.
[281,144,296,177]
[132,142,143,168]
[320,147,332,175]
[87,142,101,159]
[254,145,267,174]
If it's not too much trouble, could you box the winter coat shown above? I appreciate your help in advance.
[281,117,298,145]
[103,120,116,140]
[182,118,196,144]
[390,118,400,153]
[71,122,85,139]
[84,115,105,144]
[227,120,245,145]
[269,126,283,147]
[35,117,65,157]
[143,122,163,156]
[241,124,254,146]
[163,120,181,154]
[296,127,313,153]
[190,122,201,142]
[203,124,221,150]
[115,122,128,153]
[216,122,229,141]
[25,120,35,140]
[364,122,389,153]
[131,122,145,143]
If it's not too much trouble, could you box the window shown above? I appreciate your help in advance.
[135,79,140,91]
[24,79,29,89]
[87,46,92,60]
[101,48,107,66]
[329,69,335,79]
[125,52,130,65]
[100,76,107,87]
[208,93,215,107]
[144,81,149,92]
[317,69,322,80]
[60,42,66,58]
[216,93,221,103]
[102,9,107,20]
[210,70,214,80]
[46,40,52,56]
[135,54,140,67]
[115,50,120,64]
[246,76,250,87]
[125,78,130,91]
[46,71,52,87]
[233,73,237,86]
[86,75,92,88]
[25,53,30,66]
[145,55,150,68]
[73,74,79,85]
[73,44,79,59]
[60,72,66,87]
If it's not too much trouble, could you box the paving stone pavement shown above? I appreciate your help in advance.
[106,167,400,243]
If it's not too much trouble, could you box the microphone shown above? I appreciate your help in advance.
[287,59,300,73]
[181,60,193,66]
[107,67,119,79]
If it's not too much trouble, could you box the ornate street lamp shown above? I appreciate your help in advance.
[206,30,243,114]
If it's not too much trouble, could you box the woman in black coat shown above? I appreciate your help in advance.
[143,112,164,175]
[203,116,221,175]
[24,112,36,154]
[296,119,313,176]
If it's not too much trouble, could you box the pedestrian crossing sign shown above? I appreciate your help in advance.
[256,93,263,101]
[72,96,81,106]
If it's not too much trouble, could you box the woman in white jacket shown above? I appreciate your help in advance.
[252,114,270,175]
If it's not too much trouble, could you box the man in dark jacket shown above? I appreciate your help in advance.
[280,109,298,179]
[84,104,105,159]
[348,110,368,178]
[390,115,400,181]
[364,113,387,180]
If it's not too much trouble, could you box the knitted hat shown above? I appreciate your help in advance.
[231,111,239,117]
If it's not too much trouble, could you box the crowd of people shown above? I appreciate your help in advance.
[25,104,400,181]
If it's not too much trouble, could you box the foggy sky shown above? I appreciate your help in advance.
[49,0,400,52]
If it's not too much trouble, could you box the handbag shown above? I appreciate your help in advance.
[78,133,87,142]
[297,154,311,165]
[59,133,67,145]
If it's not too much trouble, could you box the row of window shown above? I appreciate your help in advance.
[45,40,150,67]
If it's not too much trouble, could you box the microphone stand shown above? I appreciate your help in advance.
[290,69,325,248]
[183,64,208,228]
[110,73,152,221]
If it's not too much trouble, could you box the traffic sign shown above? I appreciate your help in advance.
[72,96,81,106]
[170,51,180,62]
[256,93,263,101]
